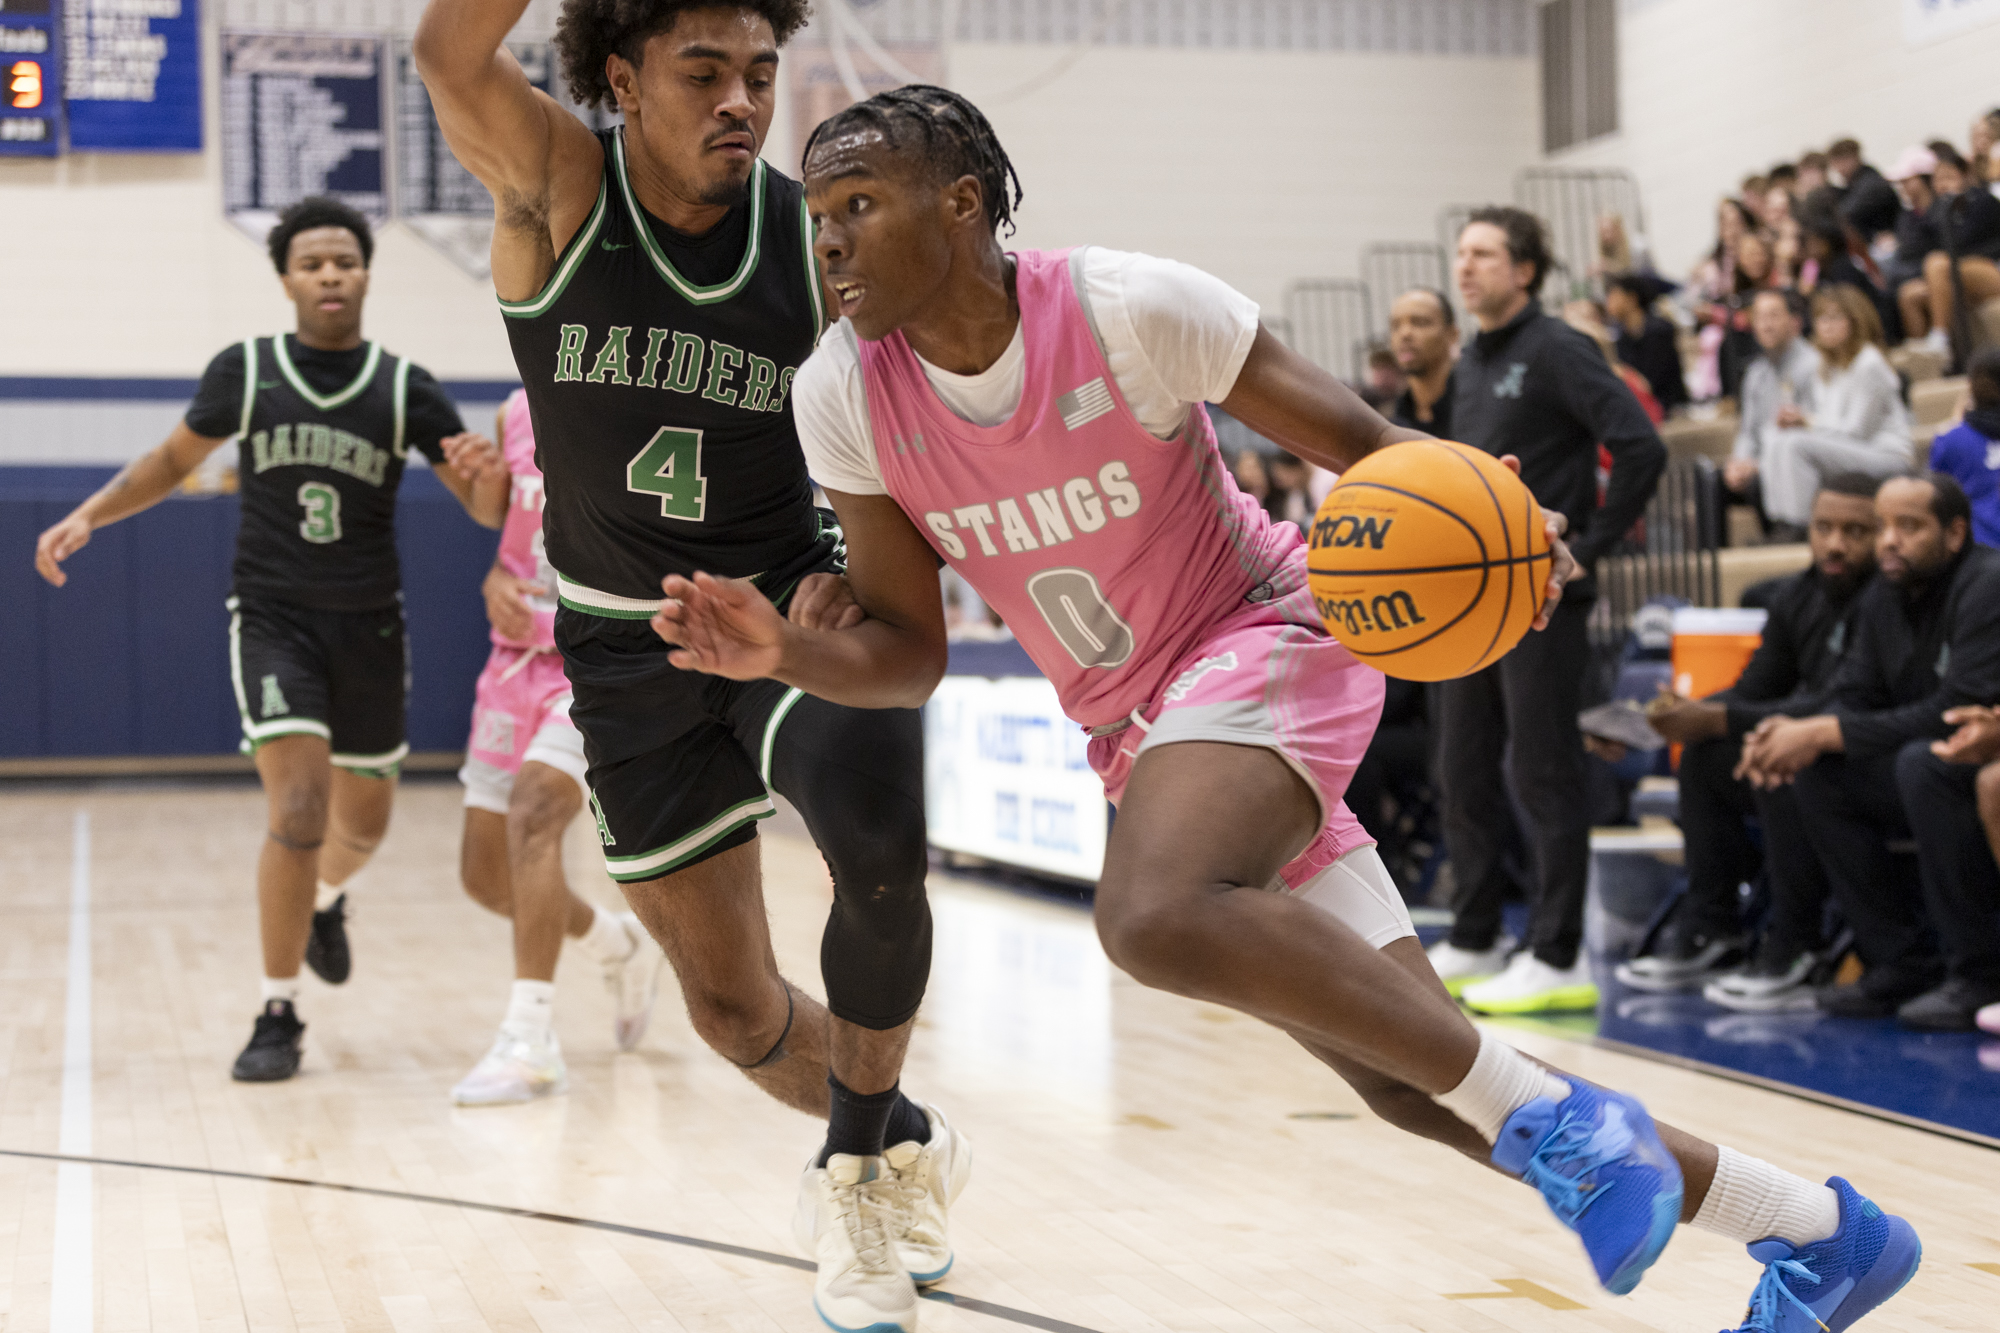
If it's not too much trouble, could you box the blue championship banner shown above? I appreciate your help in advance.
[63,0,201,151]
[0,0,61,156]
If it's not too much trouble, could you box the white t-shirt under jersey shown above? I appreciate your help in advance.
[794,248,1261,495]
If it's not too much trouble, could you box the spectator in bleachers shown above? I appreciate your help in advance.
[1605,274,1689,415]
[1797,151,1831,196]
[1748,286,1913,532]
[1618,475,1880,1003]
[1798,191,1898,338]
[1427,206,1666,1014]
[1593,212,1653,279]
[1565,299,1664,424]
[1262,450,1315,530]
[1689,199,1769,400]
[1725,289,1821,538]
[1346,677,1435,902]
[1829,137,1903,243]
[1913,142,2000,360]
[1386,287,1458,435]
[1357,346,1406,412]
[1928,346,2000,546]
[1973,109,2000,191]
[1737,474,2000,1027]
[1886,146,1944,341]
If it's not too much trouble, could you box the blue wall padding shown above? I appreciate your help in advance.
[1,466,500,758]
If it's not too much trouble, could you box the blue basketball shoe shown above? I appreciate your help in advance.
[1492,1082,1682,1295]
[1722,1177,1920,1332]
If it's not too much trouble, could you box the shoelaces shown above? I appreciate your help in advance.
[831,1176,898,1269]
[1725,1257,1822,1332]
[1520,1117,1617,1225]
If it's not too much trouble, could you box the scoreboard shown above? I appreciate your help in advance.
[0,0,60,156]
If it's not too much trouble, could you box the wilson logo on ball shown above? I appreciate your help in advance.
[1305,440,1552,682]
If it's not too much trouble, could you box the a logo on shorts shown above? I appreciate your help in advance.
[472,709,516,756]
[259,674,290,718]
[1163,651,1239,703]
[589,790,616,847]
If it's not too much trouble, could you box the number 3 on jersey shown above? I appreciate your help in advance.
[627,426,707,521]
[297,481,342,544]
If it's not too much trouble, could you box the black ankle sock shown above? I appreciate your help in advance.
[818,1074,902,1165]
[884,1092,932,1149]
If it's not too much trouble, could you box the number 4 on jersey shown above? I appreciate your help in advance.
[626,426,707,521]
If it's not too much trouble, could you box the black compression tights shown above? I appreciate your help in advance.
[767,694,933,1031]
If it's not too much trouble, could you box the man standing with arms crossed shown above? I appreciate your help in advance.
[412,3,967,1329]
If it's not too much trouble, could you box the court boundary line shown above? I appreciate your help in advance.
[0,1147,1104,1333]
[1576,1033,2000,1153]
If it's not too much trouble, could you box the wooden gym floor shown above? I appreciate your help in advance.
[0,779,1995,1332]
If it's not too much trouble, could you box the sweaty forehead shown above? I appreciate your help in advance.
[804,126,897,186]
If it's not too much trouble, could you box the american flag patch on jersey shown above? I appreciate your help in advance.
[1056,378,1115,430]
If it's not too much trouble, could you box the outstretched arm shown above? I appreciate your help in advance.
[34,422,228,586]
[653,490,949,709]
[412,0,601,301]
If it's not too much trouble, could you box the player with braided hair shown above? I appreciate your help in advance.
[658,87,1927,1333]
[801,84,1023,236]
[415,5,970,1331]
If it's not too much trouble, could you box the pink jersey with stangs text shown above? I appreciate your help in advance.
[857,248,1302,728]
[494,389,558,650]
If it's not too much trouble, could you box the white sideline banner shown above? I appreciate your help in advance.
[924,675,1110,883]
[1904,0,2000,44]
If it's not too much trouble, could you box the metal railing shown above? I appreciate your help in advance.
[1514,166,1646,308]
[1588,456,1724,653]
[1283,278,1373,381]
[1360,242,1450,335]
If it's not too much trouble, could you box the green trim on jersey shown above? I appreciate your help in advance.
[272,336,383,412]
[498,171,611,320]
[555,572,665,619]
[602,795,776,882]
[613,129,766,304]
[238,337,259,439]
[799,196,824,333]
[390,355,411,457]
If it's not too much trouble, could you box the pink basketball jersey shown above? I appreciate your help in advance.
[495,389,558,650]
[857,248,1307,727]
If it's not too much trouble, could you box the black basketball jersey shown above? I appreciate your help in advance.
[229,335,447,610]
[501,129,827,609]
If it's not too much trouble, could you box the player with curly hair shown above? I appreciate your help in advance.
[414,4,967,1330]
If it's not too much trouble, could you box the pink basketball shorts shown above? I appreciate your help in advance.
[1084,584,1415,948]
[458,644,588,813]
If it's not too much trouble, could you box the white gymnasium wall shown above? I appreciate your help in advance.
[0,0,1539,382]
[945,42,1540,314]
[1553,0,2000,281]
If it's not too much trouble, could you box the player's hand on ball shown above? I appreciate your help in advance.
[34,514,92,587]
[655,572,787,679]
[789,572,865,631]
[441,432,504,482]
[1496,454,1578,630]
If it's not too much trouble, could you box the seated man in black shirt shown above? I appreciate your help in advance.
[1604,274,1688,415]
[1738,474,2000,1029]
[32,197,487,1082]
[1386,287,1458,435]
[1615,476,1878,1007]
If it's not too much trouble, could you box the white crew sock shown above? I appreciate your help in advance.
[502,979,557,1040]
[1433,1030,1573,1143]
[1691,1146,1842,1248]
[314,879,344,912]
[574,906,635,964]
[261,976,300,1005]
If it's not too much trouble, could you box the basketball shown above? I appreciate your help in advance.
[1306,440,1552,682]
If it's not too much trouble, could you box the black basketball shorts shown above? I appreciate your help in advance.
[227,595,410,777]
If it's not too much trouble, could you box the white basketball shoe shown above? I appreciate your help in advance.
[882,1100,973,1286]
[604,912,664,1052]
[451,1029,568,1106]
[796,1154,919,1333]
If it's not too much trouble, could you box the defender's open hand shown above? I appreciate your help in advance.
[654,571,788,680]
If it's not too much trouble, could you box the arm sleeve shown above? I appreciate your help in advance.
[1091,250,1260,408]
[1836,571,2000,755]
[1549,332,1668,568]
[793,333,887,496]
[401,365,467,465]
[183,344,249,439]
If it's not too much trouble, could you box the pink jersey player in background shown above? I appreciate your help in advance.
[653,86,1925,1333]
[443,388,663,1107]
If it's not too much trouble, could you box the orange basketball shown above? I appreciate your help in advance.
[1305,440,1552,682]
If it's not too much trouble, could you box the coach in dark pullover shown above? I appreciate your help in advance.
[1740,475,2000,1030]
[1431,207,1667,1011]
[1631,479,1878,996]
